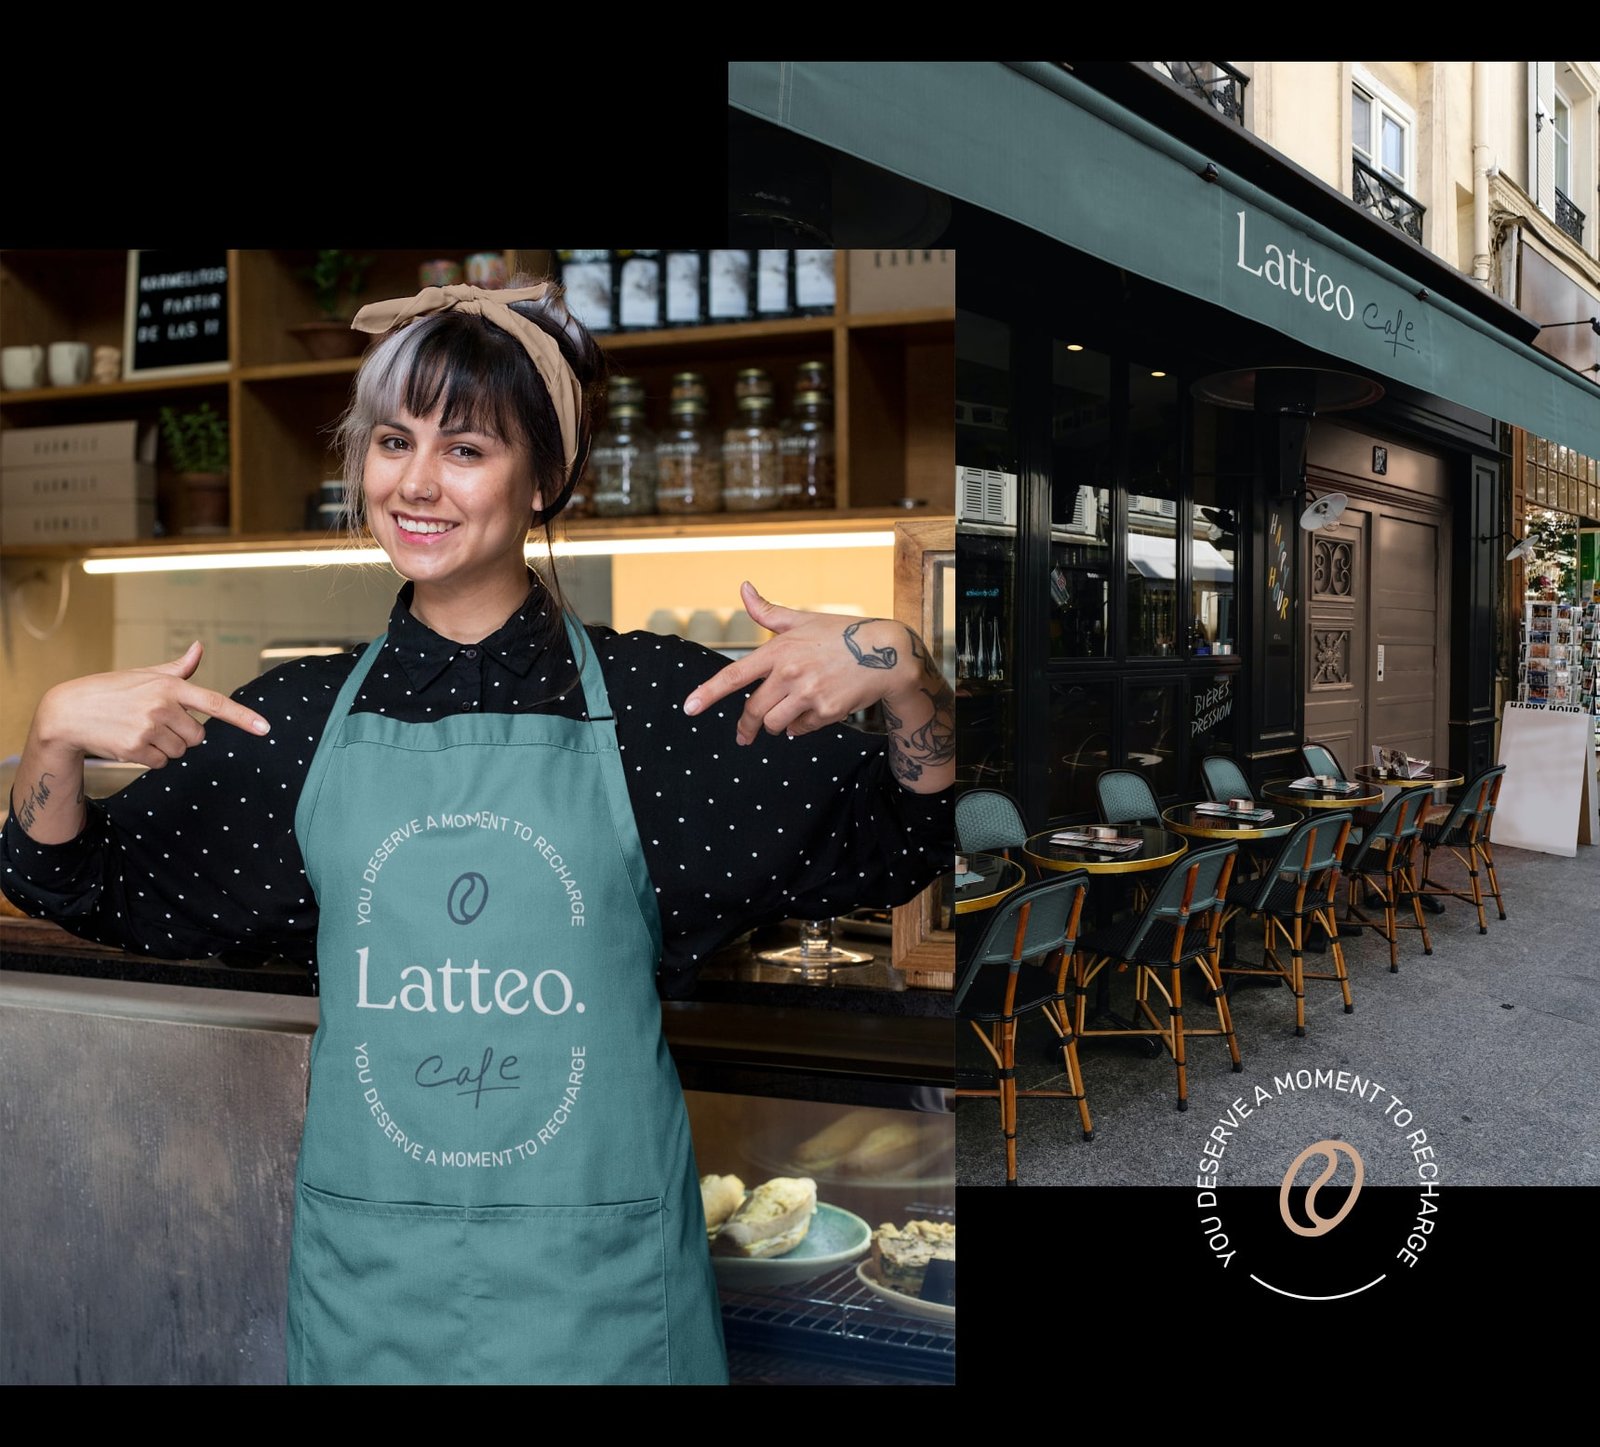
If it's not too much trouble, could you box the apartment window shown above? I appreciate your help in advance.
[1353,82,1410,189]
[1553,92,1571,195]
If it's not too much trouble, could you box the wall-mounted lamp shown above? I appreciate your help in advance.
[1475,529,1535,562]
[1298,489,1349,532]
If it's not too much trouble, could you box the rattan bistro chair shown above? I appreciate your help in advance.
[956,873,1095,1184]
[1417,764,1508,934]
[1300,741,1350,780]
[1341,788,1431,972]
[1095,769,1162,827]
[1071,843,1240,1112]
[1219,811,1354,1037]
[1200,754,1253,804]
[956,787,1032,879]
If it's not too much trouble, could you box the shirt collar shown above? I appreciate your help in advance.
[386,572,552,689]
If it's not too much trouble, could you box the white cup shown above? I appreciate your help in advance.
[1,344,44,390]
[47,342,91,387]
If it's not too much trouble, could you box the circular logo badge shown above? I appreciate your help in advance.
[1279,1139,1365,1237]
[447,871,490,925]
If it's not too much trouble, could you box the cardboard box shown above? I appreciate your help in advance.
[0,499,157,544]
[847,249,955,314]
[0,419,158,470]
[1,460,157,508]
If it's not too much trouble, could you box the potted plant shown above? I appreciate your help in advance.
[288,249,375,360]
[159,402,231,535]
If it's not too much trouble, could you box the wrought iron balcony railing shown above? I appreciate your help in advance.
[1160,62,1248,123]
[1352,156,1425,243]
[1555,188,1586,247]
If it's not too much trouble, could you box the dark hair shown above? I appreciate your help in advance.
[333,280,608,665]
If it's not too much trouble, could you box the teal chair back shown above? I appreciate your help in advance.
[956,788,1028,856]
[1242,811,1353,912]
[1345,790,1421,873]
[1300,741,1347,780]
[1430,764,1506,843]
[956,872,1091,1014]
[1200,755,1252,803]
[1124,843,1237,959]
[1096,769,1160,826]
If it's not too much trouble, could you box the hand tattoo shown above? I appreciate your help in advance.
[844,619,898,670]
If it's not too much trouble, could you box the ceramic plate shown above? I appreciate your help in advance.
[711,1202,872,1288]
[854,1260,956,1323]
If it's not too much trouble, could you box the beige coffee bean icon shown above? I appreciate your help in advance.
[1278,1139,1365,1237]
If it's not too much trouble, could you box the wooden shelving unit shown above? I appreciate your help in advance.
[0,249,954,555]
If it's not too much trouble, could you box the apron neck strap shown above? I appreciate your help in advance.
[563,612,612,721]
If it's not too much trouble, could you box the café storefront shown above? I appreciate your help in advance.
[730,60,1600,823]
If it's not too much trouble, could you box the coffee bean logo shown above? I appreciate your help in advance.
[448,872,489,925]
[1278,1138,1365,1238]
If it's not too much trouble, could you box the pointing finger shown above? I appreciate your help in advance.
[179,683,271,736]
[684,656,758,717]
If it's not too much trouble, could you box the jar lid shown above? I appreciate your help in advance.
[797,360,830,375]
[736,395,773,413]
[610,375,644,398]
[794,390,829,406]
[671,371,703,383]
[610,402,646,419]
[669,399,707,416]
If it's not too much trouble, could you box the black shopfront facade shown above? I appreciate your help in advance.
[730,60,1600,833]
[956,204,1502,826]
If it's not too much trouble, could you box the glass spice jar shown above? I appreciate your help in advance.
[779,388,836,509]
[670,371,708,407]
[590,381,657,517]
[721,395,782,511]
[734,367,773,404]
[656,399,723,514]
[794,359,831,396]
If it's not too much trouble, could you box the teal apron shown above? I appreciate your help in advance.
[288,617,727,1385]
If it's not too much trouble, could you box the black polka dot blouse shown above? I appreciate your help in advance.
[0,578,951,998]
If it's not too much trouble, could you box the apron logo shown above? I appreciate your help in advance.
[448,871,490,925]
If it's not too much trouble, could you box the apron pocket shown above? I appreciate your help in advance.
[291,1181,671,1384]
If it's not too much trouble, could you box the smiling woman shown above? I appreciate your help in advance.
[0,275,952,1387]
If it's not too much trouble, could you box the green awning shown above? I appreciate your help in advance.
[730,60,1600,458]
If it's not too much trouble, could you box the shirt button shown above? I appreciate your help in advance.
[464,648,477,660]
[460,701,475,711]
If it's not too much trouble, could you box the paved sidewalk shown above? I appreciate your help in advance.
[956,841,1600,1186]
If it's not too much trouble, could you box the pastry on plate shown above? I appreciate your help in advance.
[700,1173,745,1240]
[871,1219,956,1298]
[713,1176,818,1259]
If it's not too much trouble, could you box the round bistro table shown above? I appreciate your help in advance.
[1262,778,1382,810]
[1161,801,1306,842]
[955,852,1027,915]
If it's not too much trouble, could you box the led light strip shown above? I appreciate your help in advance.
[80,532,898,574]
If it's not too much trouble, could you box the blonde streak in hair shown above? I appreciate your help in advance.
[337,322,433,554]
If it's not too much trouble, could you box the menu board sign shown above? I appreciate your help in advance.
[123,250,231,379]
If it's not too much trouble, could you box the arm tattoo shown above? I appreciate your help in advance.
[884,674,955,784]
[844,619,898,670]
[14,772,55,833]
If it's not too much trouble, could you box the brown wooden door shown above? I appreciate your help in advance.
[1302,489,1448,778]
[1368,511,1443,767]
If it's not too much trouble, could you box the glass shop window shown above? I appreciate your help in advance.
[1048,341,1112,661]
[1124,365,1180,657]
[1046,677,1113,821]
[1189,403,1249,658]
[1124,679,1182,798]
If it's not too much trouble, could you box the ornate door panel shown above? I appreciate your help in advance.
[1303,505,1368,774]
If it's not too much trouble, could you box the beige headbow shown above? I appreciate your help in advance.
[351,283,582,477]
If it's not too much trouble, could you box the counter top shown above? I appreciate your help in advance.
[0,916,950,1019]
